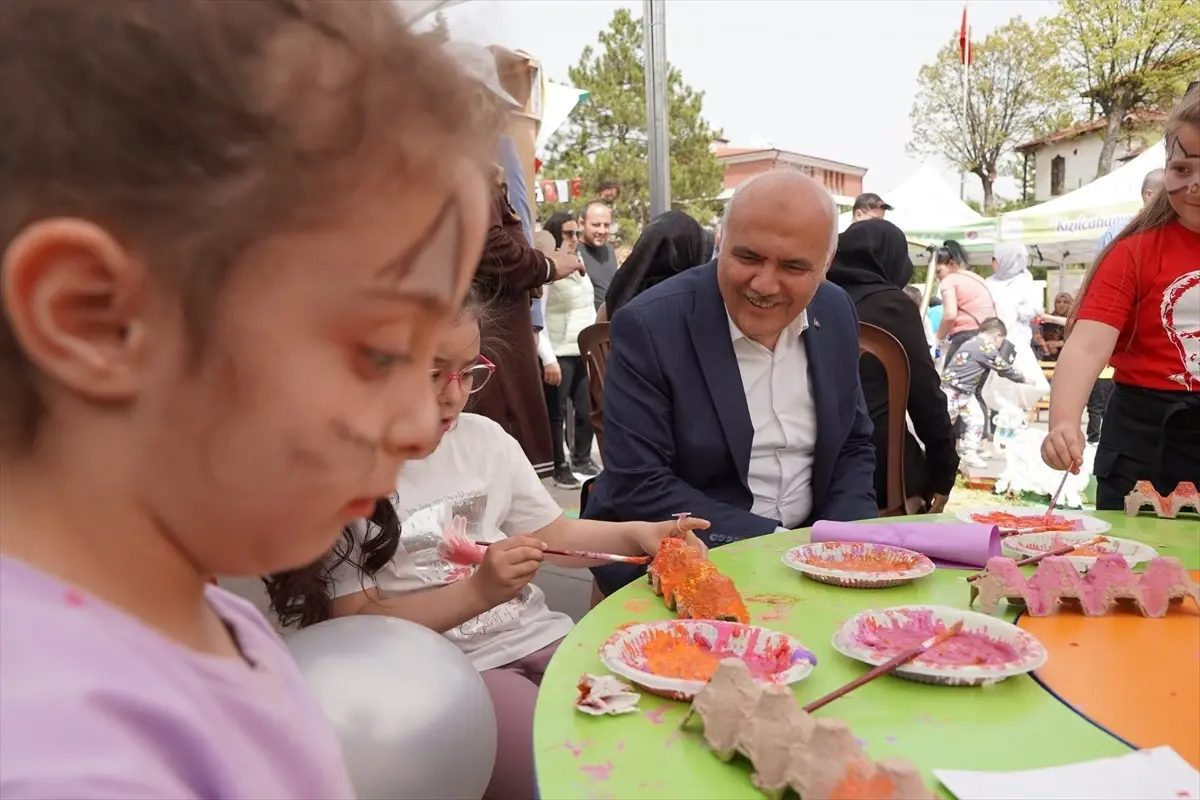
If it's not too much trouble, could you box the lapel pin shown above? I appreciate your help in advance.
[813,317,821,329]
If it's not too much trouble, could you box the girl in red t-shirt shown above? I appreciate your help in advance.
[1042,87,1200,509]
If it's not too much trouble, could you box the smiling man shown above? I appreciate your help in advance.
[583,170,878,596]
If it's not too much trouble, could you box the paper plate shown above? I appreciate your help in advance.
[782,542,935,588]
[1002,532,1158,572]
[598,619,817,700]
[956,505,1112,534]
[832,604,1047,687]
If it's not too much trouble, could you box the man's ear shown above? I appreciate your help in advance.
[2,219,149,404]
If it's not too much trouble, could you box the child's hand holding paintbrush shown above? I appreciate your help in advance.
[443,512,712,575]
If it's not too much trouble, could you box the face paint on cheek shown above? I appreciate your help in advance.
[286,419,381,482]
[1164,135,1200,197]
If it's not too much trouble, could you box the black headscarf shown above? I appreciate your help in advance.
[604,210,713,316]
[826,218,914,304]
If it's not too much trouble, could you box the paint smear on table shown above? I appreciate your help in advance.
[623,598,652,613]
[644,704,670,724]
[579,761,613,782]
[852,609,1020,667]
[745,593,801,606]
[559,740,592,757]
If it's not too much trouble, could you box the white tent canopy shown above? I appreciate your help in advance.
[837,164,999,264]
[999,141,1165,265]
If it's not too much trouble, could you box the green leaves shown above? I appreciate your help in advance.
[1048,0,1200,176]
[540,8,725,241]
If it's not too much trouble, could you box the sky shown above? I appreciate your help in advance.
[436,0,1059,200]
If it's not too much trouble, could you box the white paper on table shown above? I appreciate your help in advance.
[934,746,1200,800]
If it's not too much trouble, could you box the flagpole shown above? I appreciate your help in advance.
[960,10,968,201]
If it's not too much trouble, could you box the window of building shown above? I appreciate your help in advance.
[1050,155,1065,196]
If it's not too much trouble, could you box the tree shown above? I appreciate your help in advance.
[1048,0,1200,177]
[908,18,1070,211]
[540,9,724,239]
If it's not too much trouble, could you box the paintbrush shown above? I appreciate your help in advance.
[802,621,964,714]
[478,541,650,564]
[966,535,1109,581]
[1043,469,1071,524]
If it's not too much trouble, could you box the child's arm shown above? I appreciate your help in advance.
[1043,320,1120,470]
[935,287,957,342]
[331,535,545,633]
[530,514,710,568]
[978,348,1026,383]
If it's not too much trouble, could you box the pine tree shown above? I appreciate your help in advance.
[540,9,724,241]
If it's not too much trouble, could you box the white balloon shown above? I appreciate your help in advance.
[287,616,497,800]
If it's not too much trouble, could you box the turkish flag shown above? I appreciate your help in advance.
[568,178,583,198]
[541,180,559,204]
[959,7,972,66]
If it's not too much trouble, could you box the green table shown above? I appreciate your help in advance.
[533,512,1198,799]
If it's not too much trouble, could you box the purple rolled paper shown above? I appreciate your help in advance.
[810,521,1001,570]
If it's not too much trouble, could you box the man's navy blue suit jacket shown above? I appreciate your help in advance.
[584,259,878,594]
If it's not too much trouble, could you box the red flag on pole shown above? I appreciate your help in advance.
[959,6,972,66]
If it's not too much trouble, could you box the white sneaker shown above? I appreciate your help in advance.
[961,453,988,469]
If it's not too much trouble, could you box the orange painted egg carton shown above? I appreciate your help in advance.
[1124,481,1199,519]
[647,538,750,624]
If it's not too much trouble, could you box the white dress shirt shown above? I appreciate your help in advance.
[727,311,817,529]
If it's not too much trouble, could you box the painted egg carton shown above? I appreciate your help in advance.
[1124,481,1199,519]
[680,659,935,800]
[968,554,1199,617]
[647,538,749,624]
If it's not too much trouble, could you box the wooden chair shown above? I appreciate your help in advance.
[1031,360,1056,422]
[859,322,910,517]
[576,323,612,453]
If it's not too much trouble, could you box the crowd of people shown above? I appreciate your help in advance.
[0,3,1196,798]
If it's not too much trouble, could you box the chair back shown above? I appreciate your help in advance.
[859,322,910,517]
[576,323,611,451]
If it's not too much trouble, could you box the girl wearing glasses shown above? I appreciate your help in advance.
[269,290,710,800]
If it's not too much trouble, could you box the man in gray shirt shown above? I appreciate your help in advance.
[578,200,618,309]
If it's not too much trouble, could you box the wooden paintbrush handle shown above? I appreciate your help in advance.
[804,621,963,713]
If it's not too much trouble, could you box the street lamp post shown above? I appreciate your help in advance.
[643,0,671,217]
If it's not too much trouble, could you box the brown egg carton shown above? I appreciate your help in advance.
[1124,481,1199,519]
[968,554,1199,617]
[680,659,935,800]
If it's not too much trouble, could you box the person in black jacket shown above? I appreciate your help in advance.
[827,219,960,513]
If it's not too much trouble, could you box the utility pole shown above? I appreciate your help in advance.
[643,0,671,217]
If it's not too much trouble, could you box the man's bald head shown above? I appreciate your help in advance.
[721,170,838,261]
[1141,168,1165,204]
[717,170,839,349]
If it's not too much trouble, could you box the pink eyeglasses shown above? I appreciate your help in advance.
[432,355,496,395]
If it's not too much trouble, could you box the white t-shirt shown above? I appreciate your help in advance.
[330,413,573,671]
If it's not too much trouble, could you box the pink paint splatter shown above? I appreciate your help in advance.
[561,740,591,757]
[644,703,670,724]
[664,729,682,749]
[580,761,613,782]
[616,741,625,751]
[63,590,85,608]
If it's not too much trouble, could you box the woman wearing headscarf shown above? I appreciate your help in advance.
[983,242,1049,416]
[537,211,598,488]
[600,210,714,320]
[827,219,959,513]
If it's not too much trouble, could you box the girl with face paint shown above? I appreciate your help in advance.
[0,3,501,797]
[1042,86,1200,509]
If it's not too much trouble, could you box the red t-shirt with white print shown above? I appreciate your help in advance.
[1076,220,1200,392]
